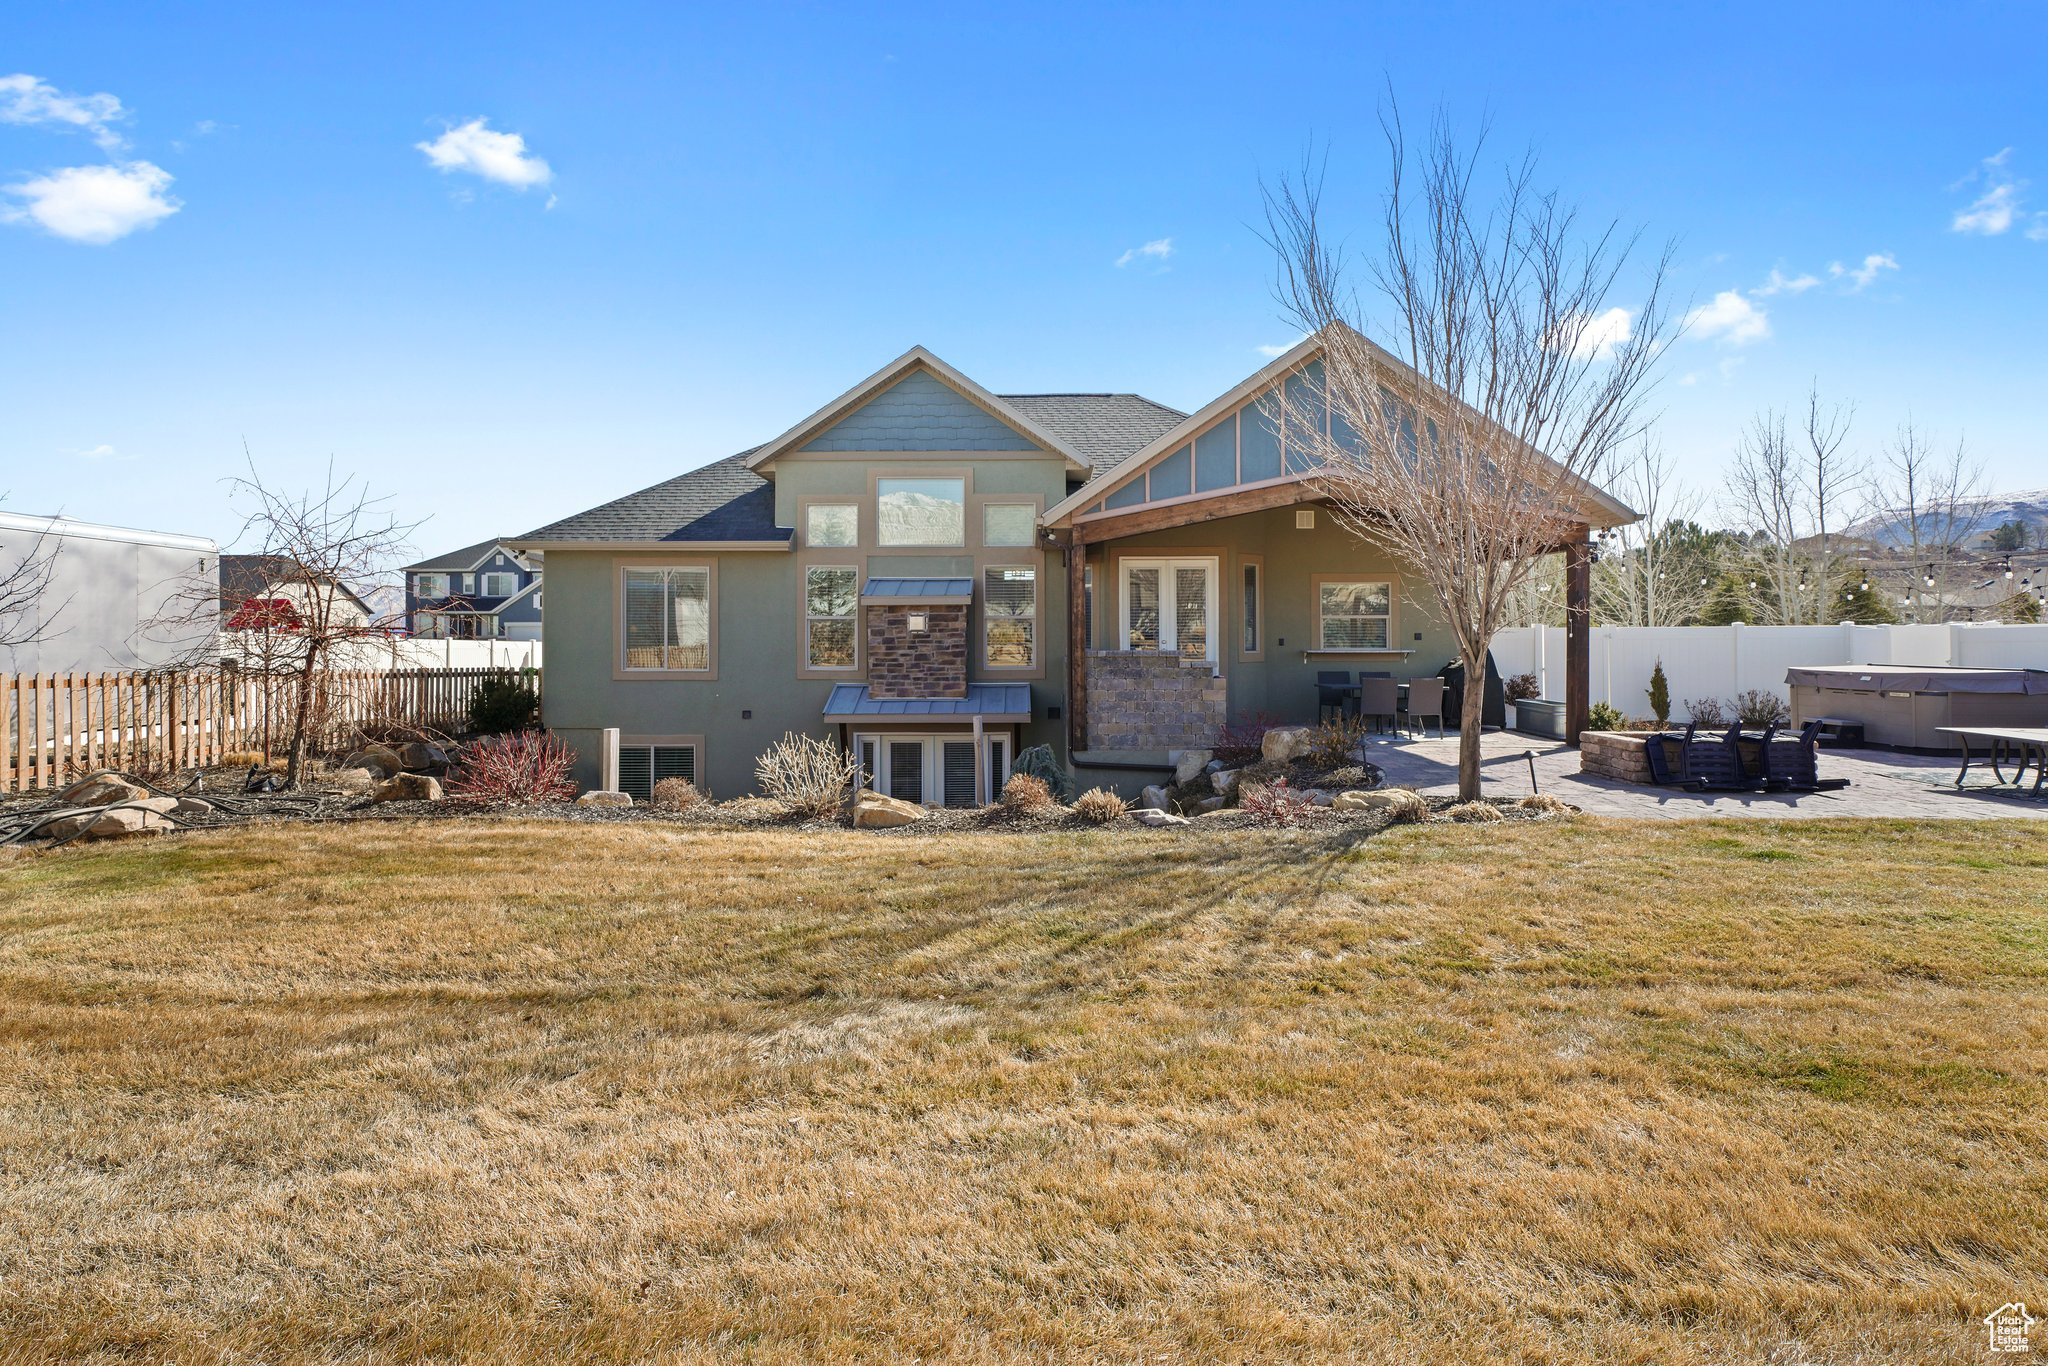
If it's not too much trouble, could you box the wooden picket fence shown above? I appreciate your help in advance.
[0,667,540,793]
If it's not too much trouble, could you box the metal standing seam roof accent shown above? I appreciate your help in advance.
[822,683,1034,719]
[861,577,973,600]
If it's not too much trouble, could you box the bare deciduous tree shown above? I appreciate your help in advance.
[1867,418,1986,623]
[1593,440,1714,626]
[0,500,65,653]
[1720,387,1863,624]
[154,456,416,786]
[1262,112,1671,799]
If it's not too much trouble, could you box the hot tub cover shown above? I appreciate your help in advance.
[1784,665,2048,694]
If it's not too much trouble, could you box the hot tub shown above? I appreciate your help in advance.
[1786,665,2048,749]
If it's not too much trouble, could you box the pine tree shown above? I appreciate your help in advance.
[1645,659,1671,725]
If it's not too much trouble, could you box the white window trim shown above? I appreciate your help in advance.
[481,572,517,597]
[416,573,448,598]
[855,731,1011,807]
[805,564,860,671]
[1118,556,1219,666]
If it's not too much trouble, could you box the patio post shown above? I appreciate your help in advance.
[1064,534,1088,757]
[1565,534,1591,744]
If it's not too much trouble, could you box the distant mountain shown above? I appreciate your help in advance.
[876,490,965,545]
[1845,488,2048,550]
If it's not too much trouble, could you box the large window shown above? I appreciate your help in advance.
[622,567,711,671]
[415,573,448,598]
[984,566,1036,667]
[805,566,858,668]
[982,503,1036,547]
[481,571,517,597]
[806,503,858,547]
[877,477,965,546]
[1120,557,1217,663]
[1318,580,1392,649]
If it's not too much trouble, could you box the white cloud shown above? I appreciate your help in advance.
[0,73,127,150]
[2,161,179,243]
[1556,306,1633,361]
[1254,340,1301,357]
[1115,237,1173,269]
[1949,149,2034,236]
[1828,252,1899,291]
[1684,290,1770,346]
[78,443,117,459]
[416,118,553,189]
[1754,268,1821,297]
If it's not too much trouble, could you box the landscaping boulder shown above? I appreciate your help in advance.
[852,791,925,828]
[173,797,215,818]
[1193,795,1226,813]
[42,807,169,841]
[1303,788,1334,807]
[1210,769,1239,794]
[1130,808,1190,828]
[1172,749,1214,785]
[55,774,149,808]
[371,773,444,804]
[329,767,378,793]
[1332,788,1408,811]
[340,746,402,780]
[1137,785,1171,812]
[1261,726,1313,763]
[575,790,632,808]
[396,741,451,773]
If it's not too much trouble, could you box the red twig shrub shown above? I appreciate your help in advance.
[1238,777,1324,827]
[1215,712,1281,766]
[446,732,578,805]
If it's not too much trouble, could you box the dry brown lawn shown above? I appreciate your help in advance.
[1,818,2044,1363]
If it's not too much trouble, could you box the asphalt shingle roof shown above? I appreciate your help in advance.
[401,539,513,573]
[518,394,1184,545]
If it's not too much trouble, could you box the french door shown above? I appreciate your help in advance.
[854,732,1012,807]
[1119,557,1218,665]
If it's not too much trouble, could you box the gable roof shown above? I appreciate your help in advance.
[218,554,376,616]
[513,396,1180,548]
[517,450,787,546]
[401,539,529,574]
[1042,328,1637,530]
[743,347,1096,476]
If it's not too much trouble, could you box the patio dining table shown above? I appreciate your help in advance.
[1938,726,2048,796]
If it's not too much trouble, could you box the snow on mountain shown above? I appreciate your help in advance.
[1845,488,2048,549]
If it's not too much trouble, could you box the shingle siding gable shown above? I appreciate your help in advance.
[799,371,1041,453]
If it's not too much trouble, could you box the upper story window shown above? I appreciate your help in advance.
[805,566,858,669]
[982,503,1036,547]
[415,573,449,598]
[806,503,858,548]
[623,567,711,671]
[984,566,1037,667]
[1318,580,1392,650]
[876,477,964,546]
[481,571,517,597]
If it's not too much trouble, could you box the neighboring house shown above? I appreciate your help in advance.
[401,542,543,640]
[0,512,219,675]
[513,337,1628,802]
[219,554,376,634]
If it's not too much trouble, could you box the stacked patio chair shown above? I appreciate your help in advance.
[1401,677,1447,739]
[1679,722,1751,791]
[1355,677,1401,734]
[1759,720,1849,792]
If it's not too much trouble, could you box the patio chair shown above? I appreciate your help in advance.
[1760,720,1849,792]
[1642,730,1684,785]
[1401,677,1446,739]
[1355,677,1401,734]
[1315,670,1355,724]
[1680,722,1751,791]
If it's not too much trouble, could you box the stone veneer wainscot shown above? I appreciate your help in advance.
[1085,649,1227,750]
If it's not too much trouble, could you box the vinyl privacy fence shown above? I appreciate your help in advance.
[1493,622,2048,719]
[0,667,540,793]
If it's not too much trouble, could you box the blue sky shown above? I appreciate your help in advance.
[4,2,2045,555]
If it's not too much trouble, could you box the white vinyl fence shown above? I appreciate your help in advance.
[1493,622,2048,718]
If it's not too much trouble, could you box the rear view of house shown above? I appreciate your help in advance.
[402,542,543,640]
[516,340,1625,801]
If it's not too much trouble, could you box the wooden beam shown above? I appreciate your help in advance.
[1070,479,1322,545]
[1065,536,1088,756]
[1564,535,1592,745]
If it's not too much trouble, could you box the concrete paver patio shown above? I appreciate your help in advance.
[1365,728,2048,820]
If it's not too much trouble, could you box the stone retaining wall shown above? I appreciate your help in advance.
[1086,650,1227,751]
[1578,730,1677,784]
